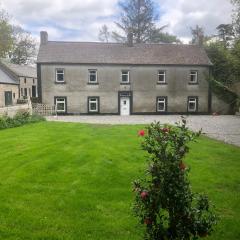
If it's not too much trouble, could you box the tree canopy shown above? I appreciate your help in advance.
[0,7,36,64]
[99,0,181,44]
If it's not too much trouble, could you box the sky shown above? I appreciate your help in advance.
[0,0,234,43]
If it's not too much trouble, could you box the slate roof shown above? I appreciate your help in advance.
[0,59,37,78]
[0,66,19,84]
[37,41,212,66]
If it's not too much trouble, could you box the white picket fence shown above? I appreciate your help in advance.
[32,103,56,116]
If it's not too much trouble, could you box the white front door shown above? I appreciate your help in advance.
[120,97,130,116]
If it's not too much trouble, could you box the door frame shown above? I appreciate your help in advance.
[118,91,132,115]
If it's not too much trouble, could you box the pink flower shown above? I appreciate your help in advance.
[144,218,152,225]
[138,130,145,136]
[140,191,149,200]
[162,127,169,133]
[179,161,186,170]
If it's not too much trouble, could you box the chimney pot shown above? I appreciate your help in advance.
[40,31,48,45]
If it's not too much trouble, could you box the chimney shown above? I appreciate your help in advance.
[127,32,133,47]
[40,31,48,45]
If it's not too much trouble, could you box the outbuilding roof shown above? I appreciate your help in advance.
[37,41,212,66]
[0,59,37,78]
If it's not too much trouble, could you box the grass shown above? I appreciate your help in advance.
[0,121,239,240]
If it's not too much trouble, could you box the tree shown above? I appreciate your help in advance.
[216,24,234,47]
[231,0,240,38]
[0,6,36,64]
[98,24,111,42]
[112,0,157,43]
[10,26,36,64]
[191,25,204,45]
[133,119,217,240]
[149,28,181,44]
[0,9,13,58]
[111,0,179,44]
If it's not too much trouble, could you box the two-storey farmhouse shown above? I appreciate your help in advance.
[37,31,227,115]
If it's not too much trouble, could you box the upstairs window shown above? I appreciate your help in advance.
[33,78,35,84]
[158,70,166,84]
[56,69,65,82]
[157,97,167,112]
[121,70,130,84]
[188,97,198,112]
[88,97,99,113]
[189,70,198,84]
[55,97,66,113]
[88,70,98,83]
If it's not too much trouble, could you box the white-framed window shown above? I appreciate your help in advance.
[189,70,198,84]
[88,97,99,113]
[88,69,98,83]
[158,70,166,83]
[56,69,65,82]
[55,97,66,112]
[121,70,130,83]
[188,97,198,112]
[157,97,167,112]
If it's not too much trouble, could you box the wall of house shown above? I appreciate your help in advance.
[19,76,38,98]
[0,83,19,107]
[39,64,211,114]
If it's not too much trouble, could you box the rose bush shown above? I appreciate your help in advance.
[133,117,217,240]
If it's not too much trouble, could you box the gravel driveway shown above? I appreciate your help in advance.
[46,115,240,147]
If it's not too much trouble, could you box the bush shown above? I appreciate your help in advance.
[0,111,45,130]
[133,117,217,240]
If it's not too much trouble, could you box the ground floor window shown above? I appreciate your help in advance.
[88,97,99,113]
[55,97,67,113]
[157,96,167,112]
[188,97,198,112]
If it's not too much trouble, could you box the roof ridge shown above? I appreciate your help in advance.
[47,41,197,47]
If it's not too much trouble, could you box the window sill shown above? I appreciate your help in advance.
[157,82,167,85]
[120,82,130,85]
[188,82,198,85]
[55,81,66,84]
[87,82,99,85]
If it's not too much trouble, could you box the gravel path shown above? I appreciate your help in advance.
[46,115,240,147]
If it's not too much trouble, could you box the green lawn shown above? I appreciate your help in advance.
[0,122,239,240]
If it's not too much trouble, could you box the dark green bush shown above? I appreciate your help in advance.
[133,118,217,240]
[0,111,45,130]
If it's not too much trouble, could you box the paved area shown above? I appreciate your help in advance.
[46,115,240,146]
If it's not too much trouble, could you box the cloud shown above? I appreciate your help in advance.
[1,0,234,43]
[157,0,233,42]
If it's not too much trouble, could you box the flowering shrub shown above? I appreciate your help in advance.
[133,117,217,240]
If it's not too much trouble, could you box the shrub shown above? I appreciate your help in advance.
[133,117,217,240]
[0,111,45,130]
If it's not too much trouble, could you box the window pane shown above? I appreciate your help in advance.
[90,102,97,110]
[122,74,129,82]
[158,102,165,111]
[56,69,64,82]
[190,71,197,83]
[158,74,165,82]
[57,103,65,110]
[188,98,196,111]
[90,74,96,82]
[157,98,166,111]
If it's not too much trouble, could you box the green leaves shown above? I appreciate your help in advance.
[133,118,217,239]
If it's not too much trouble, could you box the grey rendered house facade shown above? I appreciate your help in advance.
[37,31,214,115]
